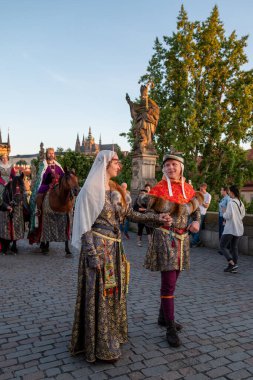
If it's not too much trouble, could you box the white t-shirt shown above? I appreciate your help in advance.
[199,192,211,215]
[223,199,245,236]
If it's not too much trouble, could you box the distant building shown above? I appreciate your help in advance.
[0,130,11,157]
[10,154,38,166]
[75,127,120,155]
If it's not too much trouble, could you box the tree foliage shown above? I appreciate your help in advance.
[139,5,253,191]
[114,151,132,188]
[57,149,94,186]
[16,160,28,166]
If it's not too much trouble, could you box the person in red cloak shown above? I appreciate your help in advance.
[144,152,201,347]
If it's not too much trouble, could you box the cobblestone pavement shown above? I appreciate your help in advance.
[0,232,253,380]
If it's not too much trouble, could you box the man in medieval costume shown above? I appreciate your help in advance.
[28,147,66,253]
[144,152,201,347]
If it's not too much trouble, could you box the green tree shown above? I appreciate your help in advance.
[16,160,28,166]
[139,5,253,191]
[57,150,94,186]
[30,157,40,172]
[114,151,132,189]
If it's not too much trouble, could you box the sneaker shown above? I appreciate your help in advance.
[224,264,237,273]
[233,264,238,269]
[137,241,142,247]
[124,233,130,240]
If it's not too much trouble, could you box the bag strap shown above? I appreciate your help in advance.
[232,200,242,215]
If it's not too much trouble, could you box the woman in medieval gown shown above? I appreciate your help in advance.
[0,154,16,197]
[70,150,172,363]
[0,154,20,254]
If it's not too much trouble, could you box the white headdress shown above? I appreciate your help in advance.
[71,150,115,250]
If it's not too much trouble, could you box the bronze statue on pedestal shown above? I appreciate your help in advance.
[126,82,160,154]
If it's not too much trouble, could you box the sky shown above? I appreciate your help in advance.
[0,0,253,156]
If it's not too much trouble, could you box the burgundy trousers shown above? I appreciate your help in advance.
[160,270,180,322]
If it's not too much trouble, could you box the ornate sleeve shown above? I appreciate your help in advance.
[81,231,100,269]
[191,207,201,224]
[126,207,163,227]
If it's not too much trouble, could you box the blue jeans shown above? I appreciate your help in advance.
[219,216,225,239]
[191,214,205,244]
[120,219,129,234]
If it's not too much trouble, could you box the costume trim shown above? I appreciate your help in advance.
[158,227,188,271]
[92,230,121,242]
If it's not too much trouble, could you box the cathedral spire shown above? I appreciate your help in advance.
[99,134,102,147]
[7,131,10,147]
[88,127,92,141]
[0,129,2,143]
[75,133,81,152]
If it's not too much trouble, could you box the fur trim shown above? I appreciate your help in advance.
[138,191,204,216]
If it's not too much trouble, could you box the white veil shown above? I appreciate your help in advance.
[71,150,115,250]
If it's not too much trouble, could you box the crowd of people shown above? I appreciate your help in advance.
[0,149,246,362]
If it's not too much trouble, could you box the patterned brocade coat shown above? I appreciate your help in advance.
[69,190,161,363]
[40,192,69,242]
[144,179,201,272]
[0,194,25,241]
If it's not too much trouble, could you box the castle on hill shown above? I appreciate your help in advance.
[74,127,119,154]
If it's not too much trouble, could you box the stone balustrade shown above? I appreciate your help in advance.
[201,212,253,256]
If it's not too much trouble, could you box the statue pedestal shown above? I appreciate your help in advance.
[131,153,158,199]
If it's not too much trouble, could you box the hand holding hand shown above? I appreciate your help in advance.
[159,213,173,226]
[187,221,199,233]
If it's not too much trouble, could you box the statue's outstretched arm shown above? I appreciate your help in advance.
[126,93,131,104]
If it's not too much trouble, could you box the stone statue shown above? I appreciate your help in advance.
[39,142,45,162]
[126,82,160,154]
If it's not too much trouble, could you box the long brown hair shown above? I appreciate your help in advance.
[109,180,127,208]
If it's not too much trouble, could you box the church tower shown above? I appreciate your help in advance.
[0,130,11,156]
[7,132,10,148]
[75,133,81,152]
[88,127,92,142]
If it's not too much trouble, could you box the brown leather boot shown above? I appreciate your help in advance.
[166,321,181,347]
[158,308,183,331]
